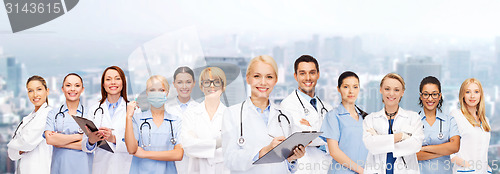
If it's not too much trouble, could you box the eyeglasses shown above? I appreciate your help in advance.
[420,92,441,99]
[201,79,223,88]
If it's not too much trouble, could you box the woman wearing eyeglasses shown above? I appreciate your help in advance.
[181,67,229,174]
[125,75,184,174]
[416,76,460,174]
[449,78,491,174]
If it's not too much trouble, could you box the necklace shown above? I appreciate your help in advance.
[385,107,399,118]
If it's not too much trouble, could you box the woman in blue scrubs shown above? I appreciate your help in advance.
[44,73,93,174]
[416,76,460,173]
[320,71,368,174]
[124,75,183,174]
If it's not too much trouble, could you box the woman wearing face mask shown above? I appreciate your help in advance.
[125,75,183,174]
[416,76,460,174]
[449,78,491,174]
[82,66,133,174]
[362,73,424,174]
[44,73,94,174]
[320,71,369,174]
[222,55,306,174]
[8,75,53,174]
[181,67,229,174]
[166,66,199,174]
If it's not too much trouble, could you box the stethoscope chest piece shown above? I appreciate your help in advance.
[304,108,310,115]
[438,132,444,140]
[237,136,245,147]
[170,137,176,145]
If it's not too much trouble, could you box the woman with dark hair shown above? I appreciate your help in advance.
[320,71,368,174]
[8,75,53,174]
[82,66,133,174]
[416,76,460,174]
[44,73,94,174]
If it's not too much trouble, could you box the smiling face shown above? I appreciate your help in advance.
[294,62,319,97]
[103,69,123,96]
[201,77,223,98]
[420,83,441,112]
[246,61,277,100]
[380,78,404,108]
[27,80,49,108]
[173,72,195,99]
[463,83,481,108]
[62,75,84,102]
[338,76,359,105]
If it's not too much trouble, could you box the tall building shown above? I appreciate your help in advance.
[397,57,441,112]
[323,36,343,62]
[6,57,22,96]
[447,50,471,85]
[360,80,384,113]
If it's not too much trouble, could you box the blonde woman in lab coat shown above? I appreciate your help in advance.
[82,66,133,174]
[181,67,229,174]
[362,73,424,174]
[222,55,306,174]
[449,78,492,174]
[8,75,53,174]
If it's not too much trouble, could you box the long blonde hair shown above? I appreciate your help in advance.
[459,78,490,132]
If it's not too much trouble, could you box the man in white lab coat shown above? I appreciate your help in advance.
[280,55,333,174]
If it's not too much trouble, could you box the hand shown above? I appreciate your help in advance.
[127,101,138,118]
[100,127,115,143]
[269,136,286,149]
[134,147,148,158]
[46,131,57,137]
[86,126,105,145]
[300,119,311,127]
[287,144,306,162]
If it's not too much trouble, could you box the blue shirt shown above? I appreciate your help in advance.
[320,103,368,174]
[297,89,316,109]
[44,103,93,174]
[176,97,190,112]
[418,110,460,174]
[130,110,181,174]
[105,96,122,120]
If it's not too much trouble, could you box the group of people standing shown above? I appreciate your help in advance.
[7,55,492,174]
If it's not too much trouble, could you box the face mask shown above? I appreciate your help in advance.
[147,92,167,108]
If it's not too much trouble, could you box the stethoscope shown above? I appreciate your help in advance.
[140,117,176,147]
[419,111,444,140]
[295,90,328,116]
[237,100,291,147]
[12,105,49,138]
[93,101,126,127]
[55,104,84,133]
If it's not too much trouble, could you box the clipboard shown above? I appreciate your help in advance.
[253,131,323,165]
[71,116,114,153]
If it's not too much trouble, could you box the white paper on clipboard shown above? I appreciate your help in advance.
[253,131,323,165]
[71,116,114,153]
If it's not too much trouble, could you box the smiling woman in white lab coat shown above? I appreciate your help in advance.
[82,66,133,174]
[449,78,492,174]
[8,75,53,174]
[362,73,424,174]
[166,66,199,174]
[222,55,306,174]
[182,67,229,174]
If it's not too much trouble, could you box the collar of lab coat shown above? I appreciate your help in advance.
[105,96,123,110]
[245,97,280,112]
[419,109,446,122]
[196,100,227,117]
[296,89,316,102]
[31,102,49,115]
[372,107,408,119]
[336,103,362,116]
[140,110,179,121]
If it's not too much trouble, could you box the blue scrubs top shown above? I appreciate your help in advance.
[418,110,460,174]
[320,103,368,174]
[44,103,93,174]
[129,110,181,174]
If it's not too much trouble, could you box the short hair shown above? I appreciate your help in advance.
[199,67,227,91]
[459,78,490,132]
[173,66,195,81]
[62,73,83,87]
[380,73,405,91]
[294,55,319,74]
[246,55,278,80]
[26,75,49,105]
[418,76,443,112]
[100,66,129,105]
[146,75,169,92]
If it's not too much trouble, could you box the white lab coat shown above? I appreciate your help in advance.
[8,103,52,174]
[181,101,230,174]
[362,107,424,174]
[222,97,297,174]
[280,90,334,174]
[449,109,491,174]
[82,98,133,174]
[166,98,199,174]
